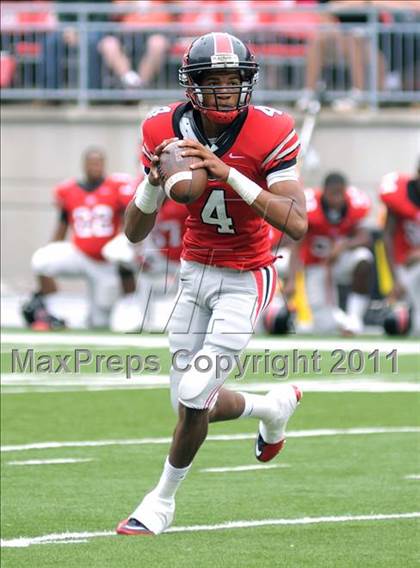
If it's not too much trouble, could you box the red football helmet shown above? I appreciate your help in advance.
[179,32,259,124]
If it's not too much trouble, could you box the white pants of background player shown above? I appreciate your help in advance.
[31,241,119,328]
[168,259,276,411]
[102,233,180,332]
[397,262,420,335]
[305,247,373,334]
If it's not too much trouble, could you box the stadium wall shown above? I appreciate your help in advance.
[1,106,419,291]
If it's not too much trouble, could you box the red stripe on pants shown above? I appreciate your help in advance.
[204,385,221,409]
[252,269,264,322]
[267,266,277,307]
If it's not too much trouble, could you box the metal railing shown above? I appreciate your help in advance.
[1,1,419,107]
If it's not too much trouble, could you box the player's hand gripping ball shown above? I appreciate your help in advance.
[158,141,208,204]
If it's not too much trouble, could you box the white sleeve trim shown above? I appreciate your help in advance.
[262,130,296,167]
[266,165,298,187]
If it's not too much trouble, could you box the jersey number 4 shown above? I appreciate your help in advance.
[201,190,235,234]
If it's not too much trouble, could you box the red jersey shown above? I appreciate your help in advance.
[301,186,370,265]
[150,199,188,262]
[55,174,134,261]
[141,102,300,270]
[380,172,420,264]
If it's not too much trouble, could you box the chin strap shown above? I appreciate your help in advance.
[188,93,243,125]
[204,108,240,124]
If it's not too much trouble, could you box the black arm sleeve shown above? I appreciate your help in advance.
[266,158,297,176]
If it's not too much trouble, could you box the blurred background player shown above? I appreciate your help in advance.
[103,196,188,332]
[22,148,134,330]
[285,172,373,334]
[380,162,420,335]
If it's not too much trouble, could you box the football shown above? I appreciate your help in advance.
[158,141,208,204]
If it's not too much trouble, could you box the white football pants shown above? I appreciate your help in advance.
[31,241,120,327]
[397,262,420,335]
[305,247,373,333]
[167,260,277,411]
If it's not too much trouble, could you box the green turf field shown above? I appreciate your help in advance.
[1,330,419,567]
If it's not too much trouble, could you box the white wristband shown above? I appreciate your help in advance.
[227,167,263,205]
[134,177,159,214]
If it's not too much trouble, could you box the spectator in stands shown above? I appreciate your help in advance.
[285,172,373,335]
[297,0,388,111]
[376,1,420,94]
[0,1,56,89]
[97,1,172,88]
[169,0,225,63]
[43,0,112,90]
[227,0,326,90]
[171,0,325,91]
[176,0,225,32]
[22,148,135,330]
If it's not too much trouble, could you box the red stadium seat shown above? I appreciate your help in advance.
[0,52,17,87]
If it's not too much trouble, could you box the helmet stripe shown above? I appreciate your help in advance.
[397,305,409,332]
[213,32,234,54]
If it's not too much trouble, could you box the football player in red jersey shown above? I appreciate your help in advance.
[22,148,135,330]
[380,163,420,335]
[117,32,307,536]
[284,172,373,335]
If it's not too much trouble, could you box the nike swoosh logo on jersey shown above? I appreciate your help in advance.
[228,153,245,159]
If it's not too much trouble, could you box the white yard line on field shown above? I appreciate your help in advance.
[40,539,89,545]
[2,427,419,453]
[1,512,419,548]
[2,331,419,354]
[0,373,168,387]
[1,375,419,394]
[200,464,289,473]
[7,458,93,466]
[404,474,420,480]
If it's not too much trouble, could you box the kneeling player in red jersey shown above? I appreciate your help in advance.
[22,148,134,329]
[380,163,420,335]
[117,32,307,536]
[285,172,373,335]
